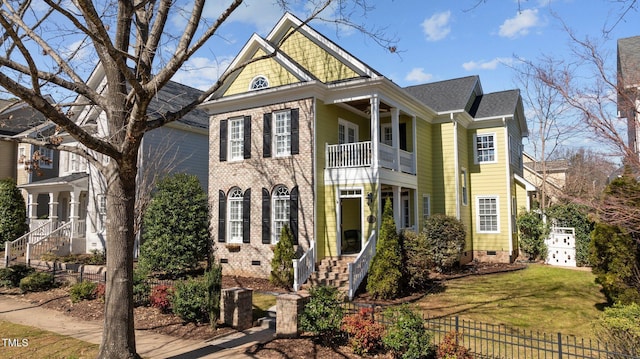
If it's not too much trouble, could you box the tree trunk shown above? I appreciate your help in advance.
[98,163,140,359]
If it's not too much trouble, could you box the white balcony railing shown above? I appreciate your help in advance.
[293,240,316,292]
[325,141,415,174]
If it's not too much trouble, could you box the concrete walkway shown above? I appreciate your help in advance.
[0,295,275,358]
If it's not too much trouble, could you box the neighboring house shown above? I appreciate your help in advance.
[522,152,567,208]
[618,35,640,160]
[13,65,209,257]
[200,12,532,280]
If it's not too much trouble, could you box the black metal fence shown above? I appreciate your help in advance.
[343,302,639,359]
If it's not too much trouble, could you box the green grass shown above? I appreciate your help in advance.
[0,320,99,358]
[416,264,607,339]
[252,292,277,321]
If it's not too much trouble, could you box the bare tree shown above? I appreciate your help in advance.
[561,147,617,202]
[0,1,395,357]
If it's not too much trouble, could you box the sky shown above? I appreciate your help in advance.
[174,0,640,95]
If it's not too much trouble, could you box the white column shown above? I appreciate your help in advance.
[69,190,80,250]
[370,96,380,172]
[49,192,58,225]
[391,107,400,171]
[393,186,401,231]
[28,193,38,224]
[412,115,417,174]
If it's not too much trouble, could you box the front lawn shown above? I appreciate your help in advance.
[0,320,99,358]
[416,264,607,339]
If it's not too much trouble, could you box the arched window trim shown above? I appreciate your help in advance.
[227,187,244,243]
[249,75,269,90]
[271,185,290,244]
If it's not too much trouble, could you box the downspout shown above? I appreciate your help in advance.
[452,113,460,220]
[312,98,317,269]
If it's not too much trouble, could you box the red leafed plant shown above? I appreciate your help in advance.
[341,307,385,355]
[93,283,106,302]
[149,285,174,313]
[436,331,473,359]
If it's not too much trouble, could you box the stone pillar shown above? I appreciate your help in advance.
[276,293,310,338]
[220,287,253,331]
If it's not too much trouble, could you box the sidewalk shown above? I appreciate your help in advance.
[0,295,274,358]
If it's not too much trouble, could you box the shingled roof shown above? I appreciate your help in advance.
[618,36,640,88]
[148,80,208,129]
[404,76,480,113]
[0,99,48,136]
[471,89,521,119]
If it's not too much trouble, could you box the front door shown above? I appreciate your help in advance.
[339,189,362,255]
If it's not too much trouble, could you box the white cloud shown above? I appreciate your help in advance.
[405,68,433,83]
[422,11,451,41]
[462,57,513,71]
[200,1,285,34]
[498,9,541,39]
[172,56,233,91]
[61,39,91,62]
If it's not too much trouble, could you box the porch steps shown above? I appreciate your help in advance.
[304,256,355,292]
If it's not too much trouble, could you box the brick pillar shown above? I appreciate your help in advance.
[276,293,310,338]
[220,287,253,331]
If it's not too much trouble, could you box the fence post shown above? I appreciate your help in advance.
[455,316,459,333]
[103,271,107,283]
[3,242,9,268]
[79,266,83,283]
[557,332,563,359]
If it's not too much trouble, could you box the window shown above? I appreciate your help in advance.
[422,194,431,220]
[98,194,107,232]
[227,188,244,243]
[272,185,290,243]
[37,146,53,169]
[338,119,358,144]
[475,133,496,163]
[17,147,26,166]
[477,196,499,233]
[402,196,410,228]
[69,153,86,172]
[461,169,468,206]
[274,110,291,157]
[228,118,244,161]
[250,75,269,90]
[381,124,393,145]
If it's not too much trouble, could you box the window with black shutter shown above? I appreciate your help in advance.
[290,186,299,245]
[219,120,228,162]
[261,188,271,243]
[263,113,272,158]
[218,190,226,242]
[242,188,251,243]
[291,108,299,155]
[243,116,251,159]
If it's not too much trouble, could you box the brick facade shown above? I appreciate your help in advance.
[209,98,315,278]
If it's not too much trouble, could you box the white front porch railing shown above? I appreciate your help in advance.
[293,240,316,292]
[4,220,55,267]
[26,221,72,264]
[347,230,377,300]
[73,220,86,238]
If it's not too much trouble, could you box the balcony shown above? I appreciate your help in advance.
[325,141,415,174]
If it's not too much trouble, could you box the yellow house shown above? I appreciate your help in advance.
[200,13,532,293]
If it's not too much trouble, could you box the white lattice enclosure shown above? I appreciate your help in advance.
[545,227,576,267]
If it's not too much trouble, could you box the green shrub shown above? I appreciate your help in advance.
[341,307,385,355]
[424,214,466,273]
[172,277,209,323]
[436,331,472,359]
[517,210,548,261]
[205,265,222,328]
[299,285,344,344]
[70,281,98,303]
[590,223,640,305]
[139,173,210,277]
[382,305,435,359]
[401,230,432,291]
[367,200,403,299]
[133,267,151,306]
[19,272,54,292]
[0,264,35,288]
[269,224,295,288]
[593,302,640,356]
[0,178,28,243]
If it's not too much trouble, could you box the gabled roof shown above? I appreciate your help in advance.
[617,36,640,88]
[148,80,208,129]
[404,76,481,113]
[471,90,521,119]
[19,172,88,188]
[0,97,52,136]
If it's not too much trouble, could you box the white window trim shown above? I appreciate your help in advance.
[17,147,26,168]
[380,123,392,146]
[422,194,431,220]
[98,194,107,232]
[271,185,290,244]
[227,188,244,244]
[476,195,500,234]
[227,117,244,162]
[338,118,359,144]
[273,110,291,158]
[474,132,498,164]
[37,146,54,169]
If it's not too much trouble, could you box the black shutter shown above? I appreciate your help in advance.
[262,188,271,243]
[291,108,299,155]
[263,113,272,158]
[219,120,228,162]
[399,123,407,151]
[218,190,226,242]
[242,188,251,243]
[290,186,299,245]
[243,116,251,159]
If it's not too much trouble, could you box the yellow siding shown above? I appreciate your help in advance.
[416,118,433,230]
[431,122,457,217]
[280,28,359,83]
[457,126,472,252]
[468,127,510,251]
[223,49,301,96]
